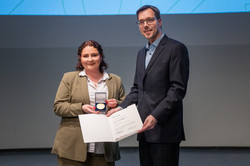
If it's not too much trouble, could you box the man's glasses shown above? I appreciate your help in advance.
[136,17,158,26]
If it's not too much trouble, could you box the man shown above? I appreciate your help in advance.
[108,5,189,166]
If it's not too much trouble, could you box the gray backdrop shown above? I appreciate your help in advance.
[0,13,250,149]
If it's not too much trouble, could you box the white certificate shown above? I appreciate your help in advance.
[79,104,143,143]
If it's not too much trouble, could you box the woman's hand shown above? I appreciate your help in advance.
[82,104,99,114]
[105,99,117,108]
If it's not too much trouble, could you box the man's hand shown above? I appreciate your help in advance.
[138,115,157,133]
[106,107,122,117]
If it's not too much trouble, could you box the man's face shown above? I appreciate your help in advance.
[137,8,162,44]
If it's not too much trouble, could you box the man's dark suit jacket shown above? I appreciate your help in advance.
[120,35,189,143]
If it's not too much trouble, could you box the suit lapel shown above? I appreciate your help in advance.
[106,75,113,99]
[145,45,163,73]
[144,35,168,75]
[137,47,147,80]
[78,75,90,104]
[141,47,147,75]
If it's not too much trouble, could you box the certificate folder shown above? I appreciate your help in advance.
[79,104,142,143]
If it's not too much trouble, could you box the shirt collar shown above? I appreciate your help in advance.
[146,33,164,50]
[102,72,109,80]
[79,70,109,80]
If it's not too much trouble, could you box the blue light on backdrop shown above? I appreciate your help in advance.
[0,0,250,15]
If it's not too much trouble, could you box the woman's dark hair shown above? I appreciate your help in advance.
[76,40,108,73]
[136,5,161,20]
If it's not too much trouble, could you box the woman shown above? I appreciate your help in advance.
[52,40,126,166]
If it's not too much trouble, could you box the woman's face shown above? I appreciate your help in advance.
[81,46,101,73]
